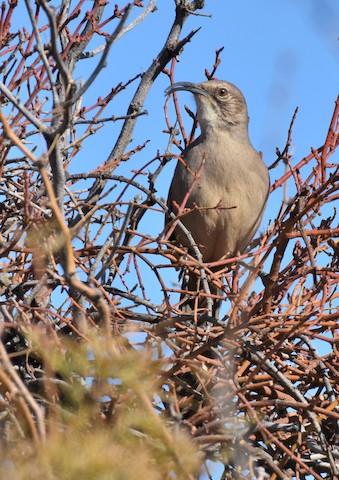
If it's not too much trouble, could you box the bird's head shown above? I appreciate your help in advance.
[165,79,249,134]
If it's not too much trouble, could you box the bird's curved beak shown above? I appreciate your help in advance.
[164,82,208,97]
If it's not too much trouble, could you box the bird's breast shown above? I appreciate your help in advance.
[168,133,269,259]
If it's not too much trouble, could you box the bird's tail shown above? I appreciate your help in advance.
[179,268,222,318]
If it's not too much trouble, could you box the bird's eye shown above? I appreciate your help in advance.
[218,88,228,97]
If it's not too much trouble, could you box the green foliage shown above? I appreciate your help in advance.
[0,332,200,480]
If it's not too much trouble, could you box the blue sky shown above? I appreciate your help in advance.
[77,4,338,475]
[77,0,339,225]
[9,1,338,322]
[4,2,338,477]
[79,0,338,298]
[58,3,339,477]
[9,0,339,242]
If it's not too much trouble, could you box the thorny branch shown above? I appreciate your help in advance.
[0,1,338,479]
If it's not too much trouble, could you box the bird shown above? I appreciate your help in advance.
[165,79,269,315]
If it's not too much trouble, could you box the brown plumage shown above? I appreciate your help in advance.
[165,80,269,314]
